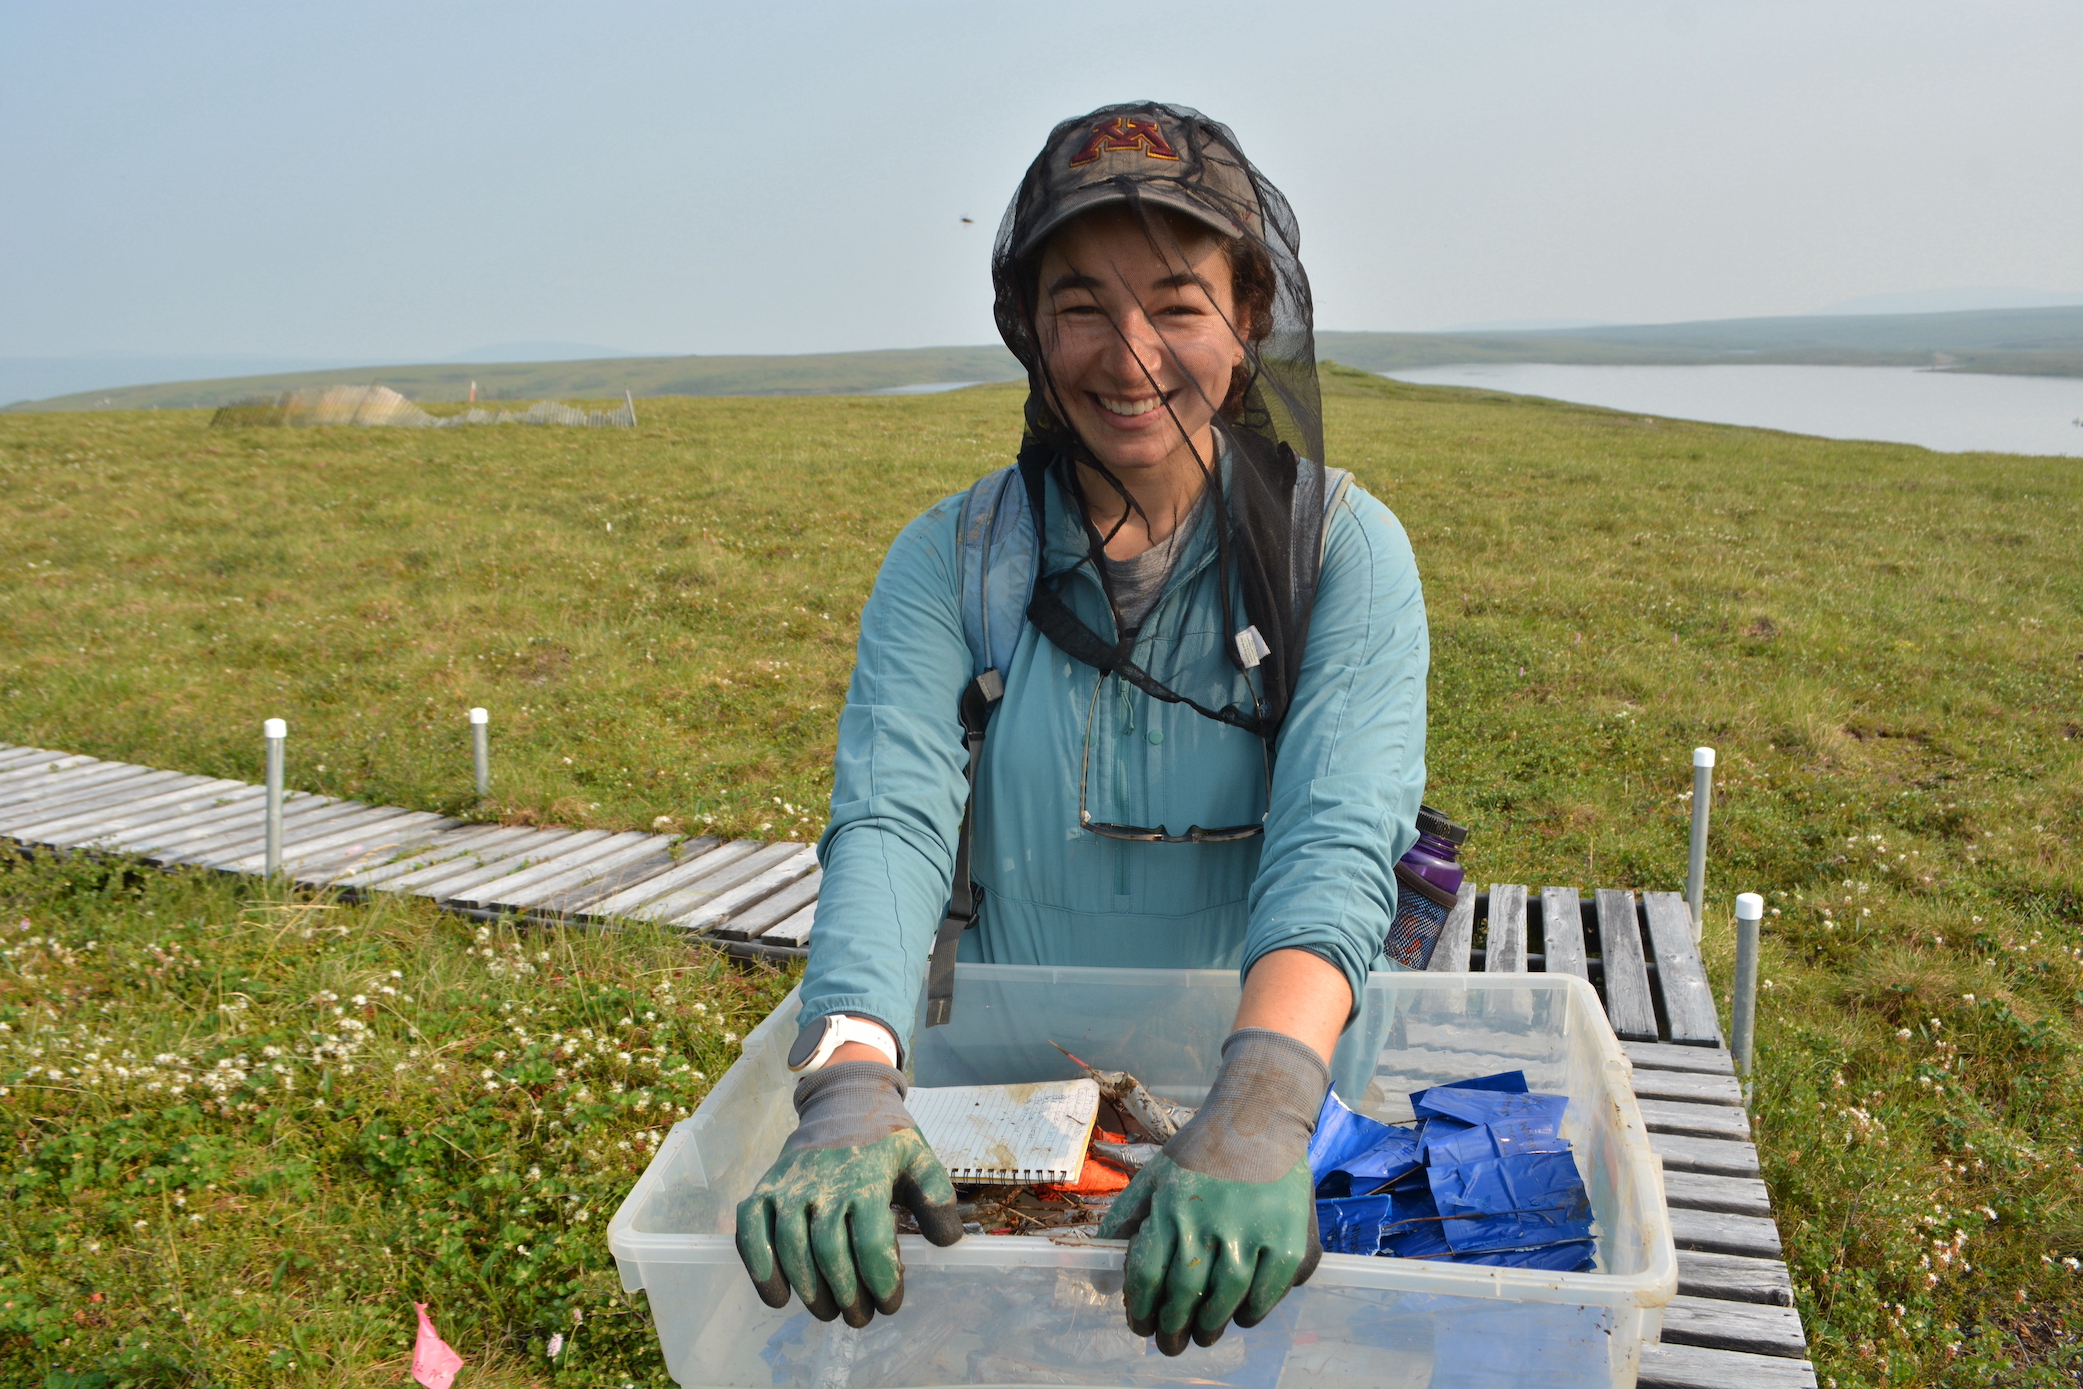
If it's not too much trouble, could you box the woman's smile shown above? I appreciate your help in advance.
[1093,390,1175,420]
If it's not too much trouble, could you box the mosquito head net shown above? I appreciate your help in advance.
[992,101,1328,738]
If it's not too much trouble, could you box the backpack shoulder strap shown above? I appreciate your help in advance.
[1321,467,1354,558]
[930,466,1037,1028]
[957,464,1037,688]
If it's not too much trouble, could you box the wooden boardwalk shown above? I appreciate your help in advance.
[1431,885,1815,1388]
[0,743,821,958]
[0,744,1813,1386]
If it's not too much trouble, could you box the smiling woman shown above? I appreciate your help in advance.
[730,102,1432,1357]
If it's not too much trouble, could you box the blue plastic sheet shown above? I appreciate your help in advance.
[1309,1091,1422,1197]
[1311,1074,1596,1273]
[1430,1151,1594,1253]
[1408,1069,1526,1113]
[1419,1091,1571,1163]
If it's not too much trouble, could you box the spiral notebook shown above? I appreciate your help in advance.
[908,1079,1101,1185]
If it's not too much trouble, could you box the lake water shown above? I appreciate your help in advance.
[1380,363,2083,458]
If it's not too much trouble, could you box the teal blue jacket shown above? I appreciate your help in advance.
[804,465,1429,1049]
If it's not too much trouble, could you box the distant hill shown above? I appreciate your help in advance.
[6,345,1028,413]
[9,305,2080,413]
[1319,305,2083,378]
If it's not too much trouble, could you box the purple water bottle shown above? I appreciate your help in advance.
[1384,805,1469,969]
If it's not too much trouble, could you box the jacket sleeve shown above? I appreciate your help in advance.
[800,496,972,1051]
[1243,485,1429,1013]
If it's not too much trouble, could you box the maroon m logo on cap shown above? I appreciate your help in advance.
[1068,117,1181,167]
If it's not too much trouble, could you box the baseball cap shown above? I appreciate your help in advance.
[1009,102,1265,260]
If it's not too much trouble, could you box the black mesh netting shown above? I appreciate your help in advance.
[991,101,1327,739]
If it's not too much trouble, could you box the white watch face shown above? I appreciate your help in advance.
[786,1016,833,1071]
[787,1016,895,1072]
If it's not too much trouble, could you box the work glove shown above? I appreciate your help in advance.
[734,1061,963,1328]
[1097,1028,1328,1355]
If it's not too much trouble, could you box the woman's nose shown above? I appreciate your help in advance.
[1102,310,1168,384]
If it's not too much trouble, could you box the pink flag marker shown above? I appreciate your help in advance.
[412,1303,465,1389]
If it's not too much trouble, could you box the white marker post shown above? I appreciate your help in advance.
[1685,747,1715,942]
[1731,892,1764,1096]
[264,718,287,878]
[470,707,490,797]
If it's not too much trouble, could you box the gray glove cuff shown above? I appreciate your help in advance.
[786,1060,916,1152]
[1162,1027,1331,1184]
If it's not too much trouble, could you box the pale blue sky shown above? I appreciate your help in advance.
[3,0,2078,363]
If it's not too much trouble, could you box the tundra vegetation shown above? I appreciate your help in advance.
[0,369,2078,1385]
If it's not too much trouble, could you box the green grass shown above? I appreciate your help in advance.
[3,369,2081,1385]
[0,853,795,1388]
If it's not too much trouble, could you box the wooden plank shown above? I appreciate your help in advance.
[0,750,115,776]
[1631,1068,1745,1107]
[106,796,284,855]
[1639,1097,1751,1142]
[626,841,810,925]
[534,837,723,917]
[1669,1208,1784,1260]
[694,854,823,937]
[716,870,822,941]
[530,850,677,917]
[155,798,374,864]
[0,746,69,772]
[0,765,177,819]
[262,814,461,876]
[1539,886,1588,980]
[0,761,154,811]
[78,787,267,849]
[1637,1342,1816,1389]
[583,839,764,919]
[463,833,678,911]
[0,769,210,835]
[762,902,817,947]
[1677,1250,1796,1307]
[201,806,431,872]
[1425,881,1478,971]
[403,830,611,901]
[377,828,592,896]
[1595,888,1658,1041]
[0,758,114,804]
[0,749,86,776]
[668,848,821,935]
[1644,890,1723,1046]
[332,825,543,890]
[1659,1295,1807,1358]
[294,824,492,887]
[121,792,333,858]
[1625,1041,1736,1077]
[1650,1132,1761,1178]
[1484,884,1528,973]
[18,777,244,842]
[1663,1170,1774,1218]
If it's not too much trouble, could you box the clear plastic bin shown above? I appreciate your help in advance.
[608,965,1676,1388]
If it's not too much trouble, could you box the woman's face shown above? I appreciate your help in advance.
[1034,209,1243,482]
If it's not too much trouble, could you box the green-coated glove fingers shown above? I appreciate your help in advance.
[732,1128,958,1326]
[1098,1154,1320,1357]
[735,1190,793,1310]
[1236,1197,1321,1329]
[1191,1237,1261,1346]
[894,1140,965,1247]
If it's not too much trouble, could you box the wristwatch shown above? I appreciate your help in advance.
[787,1013,899,1073]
